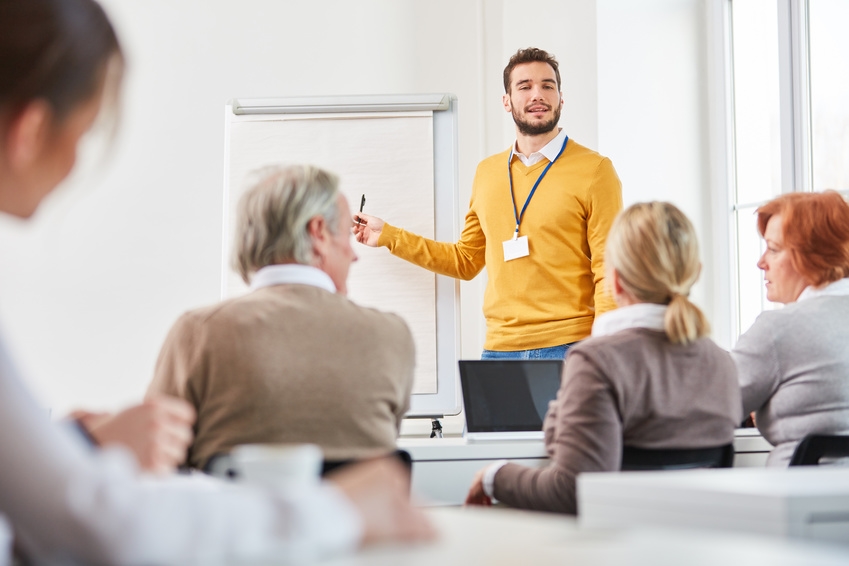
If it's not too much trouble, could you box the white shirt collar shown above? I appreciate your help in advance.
[591,303,667,338]
[797,277,849,302]
[510,128,567,166]
[249,264,336,293]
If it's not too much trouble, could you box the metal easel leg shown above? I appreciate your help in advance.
[430,418,443,439]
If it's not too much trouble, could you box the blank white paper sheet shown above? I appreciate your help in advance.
[225,111,437,393]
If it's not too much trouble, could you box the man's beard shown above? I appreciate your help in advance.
[512,102,562,136]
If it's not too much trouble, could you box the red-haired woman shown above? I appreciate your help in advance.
[732,190,849,466]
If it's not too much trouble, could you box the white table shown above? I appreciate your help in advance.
[321,506,849,565]
[400,436,547,506]
[578,466,849,545]
[400,429,773,506]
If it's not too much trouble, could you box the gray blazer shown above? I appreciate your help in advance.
[494,328,741,514]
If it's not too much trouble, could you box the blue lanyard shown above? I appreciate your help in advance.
[508,135,568,237]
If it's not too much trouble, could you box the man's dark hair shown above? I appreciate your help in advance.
[502,47,561,93]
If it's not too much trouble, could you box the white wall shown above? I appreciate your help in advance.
[0,0,722,415]
[597,0,729,346]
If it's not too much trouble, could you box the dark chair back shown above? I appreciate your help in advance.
[321,448,413,476]
[789,434,849,466]
[621,443,734,471]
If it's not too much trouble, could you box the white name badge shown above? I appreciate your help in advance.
[503,235,530,262]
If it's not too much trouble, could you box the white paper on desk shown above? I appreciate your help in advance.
[226,112,437,394]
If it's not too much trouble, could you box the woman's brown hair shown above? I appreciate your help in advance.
[0,0,123,124]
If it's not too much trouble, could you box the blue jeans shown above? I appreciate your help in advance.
[481,343,575,360]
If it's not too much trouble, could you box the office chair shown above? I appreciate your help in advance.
[620,443,734,471]
[321,449,413,476]
[788,434,849,466]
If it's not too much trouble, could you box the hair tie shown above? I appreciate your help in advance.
[668,290,688,303]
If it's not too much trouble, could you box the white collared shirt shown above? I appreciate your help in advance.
[249,264,336,293]
[796,277,849,302]
[510,128,568,166]
[591,303,667,337]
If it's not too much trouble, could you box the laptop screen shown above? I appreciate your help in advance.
[459,359,564,434]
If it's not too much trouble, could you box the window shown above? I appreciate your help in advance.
[726,0,849,338]
[729,0,783,334]
[809,0,849,193]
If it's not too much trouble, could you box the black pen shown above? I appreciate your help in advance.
[356,194,367,225]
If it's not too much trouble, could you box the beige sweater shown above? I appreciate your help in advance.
[147,284,415,468]
[494,328,742,514]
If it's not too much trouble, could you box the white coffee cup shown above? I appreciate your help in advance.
[231,443,323,492]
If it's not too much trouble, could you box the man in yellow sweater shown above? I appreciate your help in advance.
[354,47,623,359]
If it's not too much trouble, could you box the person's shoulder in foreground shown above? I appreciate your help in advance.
[0,0,433,563]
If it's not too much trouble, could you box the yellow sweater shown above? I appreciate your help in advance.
[379,139,622,350]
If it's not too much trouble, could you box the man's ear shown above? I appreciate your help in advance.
[308,215,329,260]
[502,92,512,113]
[6,101,51,171]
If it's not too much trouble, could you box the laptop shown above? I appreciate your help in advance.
[459,359,564,441]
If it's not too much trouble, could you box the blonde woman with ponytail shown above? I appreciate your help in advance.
[600,201,709,344]
[466,202,742,514]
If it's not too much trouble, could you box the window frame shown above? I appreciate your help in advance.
[709,0,813,344]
